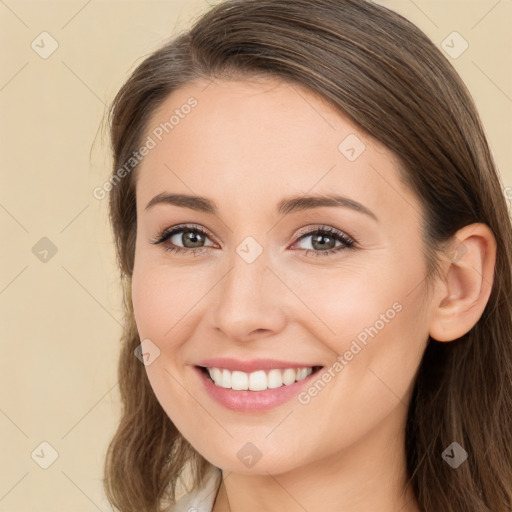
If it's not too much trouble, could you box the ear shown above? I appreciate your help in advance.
[428,223,497,342]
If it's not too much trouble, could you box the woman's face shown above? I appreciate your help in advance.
[131,77,434,474]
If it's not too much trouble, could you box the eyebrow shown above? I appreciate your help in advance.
[144,192,378,221]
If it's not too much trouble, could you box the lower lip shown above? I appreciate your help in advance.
[193,366,321,412]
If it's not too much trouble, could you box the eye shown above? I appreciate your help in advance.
[291,225,355,257]
[150,224,216,256]
[150,224,356,257]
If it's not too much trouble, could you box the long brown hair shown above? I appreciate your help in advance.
[103,1,512,510]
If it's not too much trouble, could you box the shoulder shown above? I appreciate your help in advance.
[164,464,222,512]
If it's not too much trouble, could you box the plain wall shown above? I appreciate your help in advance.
[0,1,510,510]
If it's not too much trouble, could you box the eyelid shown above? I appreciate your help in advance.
[150,223,218,245]
[293,224,352,241]
[151,223,357,254]
[290,225,356,250]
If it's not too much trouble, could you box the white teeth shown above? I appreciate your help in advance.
[249,370,267,391]
[205,366,315,391]
[267,369,283,389]
[232,371,248,390]
[282,368,296,385]
[220,369,231,389]
[297,367,309,380]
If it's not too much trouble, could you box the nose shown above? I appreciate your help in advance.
[211,247,288,343]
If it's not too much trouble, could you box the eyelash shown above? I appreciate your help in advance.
[150,223,356,258]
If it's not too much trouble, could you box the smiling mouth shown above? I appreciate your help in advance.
[197,365,323,391]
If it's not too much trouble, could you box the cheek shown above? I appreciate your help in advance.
[131,262,201,425]
[291,287,427,457]
[131,258,201,343]
[131,267,167,340]
[286,250,429,396]
[286,260,418,348]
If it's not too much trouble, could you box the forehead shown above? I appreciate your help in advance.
[135,77,416,224]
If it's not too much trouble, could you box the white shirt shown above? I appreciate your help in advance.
[166,464,222,512]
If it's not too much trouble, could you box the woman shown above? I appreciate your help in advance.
[103,0,512,511]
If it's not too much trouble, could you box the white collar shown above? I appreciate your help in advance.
[169,464,222,512]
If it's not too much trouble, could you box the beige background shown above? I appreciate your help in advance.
[0,1,510,511]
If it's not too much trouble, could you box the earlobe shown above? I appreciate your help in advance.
[428,223,496,342]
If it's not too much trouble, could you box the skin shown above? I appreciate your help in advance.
[130,77,496,512]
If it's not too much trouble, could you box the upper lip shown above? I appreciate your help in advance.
[195,358,323,373]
